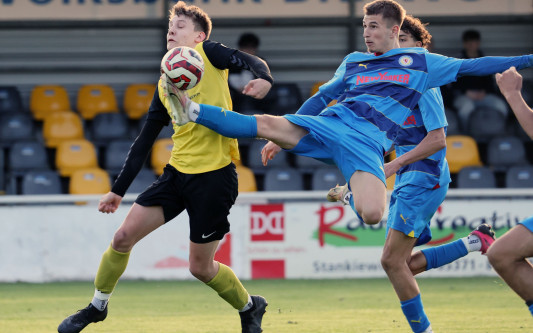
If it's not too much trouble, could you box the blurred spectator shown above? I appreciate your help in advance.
[452,29,508,126]
[229,33,267,112]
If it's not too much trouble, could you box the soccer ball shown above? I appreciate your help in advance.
[161,46,204,90]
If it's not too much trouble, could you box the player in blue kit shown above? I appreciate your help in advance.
[162,0,532,229]
[324,15,496,333]
[487,67,533,317]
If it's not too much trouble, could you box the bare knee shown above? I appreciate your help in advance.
[381,252,400,273]
[487,244,508,271]
[189,260,215,283]
[360,209,384,225]
[112,229,136,252]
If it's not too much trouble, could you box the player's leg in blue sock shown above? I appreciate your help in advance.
[401,294,431,333]
[421,239,468,270]
[196,104,258,138]
[527,301,533,316]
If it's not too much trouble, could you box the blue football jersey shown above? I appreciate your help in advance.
[394,88,451,189]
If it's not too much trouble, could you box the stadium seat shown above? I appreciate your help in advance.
[445,135,482,174]
[295,155,329,174]
[486,136,528,172]
[456,166,496,188]
[21,170,62,195]
[104,139,133,176]
[0,86,23,113]
[8,141,49,174]
[90,113,130,147]
[0,112,35,145]
[69,168,111,194]
[77,84,118,120]
[29,85,71,121]
[466,107,507,143]
[0,151,4,193]
[444,108,461,136]
[247,140,289,175]
[264,167,303,191]
[235,164,257,192]
[128,168,157,194]
[262,83,303,115]
[386,173,396,190]
[309,81,337,106]
[505,166,533,188]
[311,167,344,191]
[123,83,156,120]
[42,111,84,148]
[55,139,98,177]
[151,138,173,175]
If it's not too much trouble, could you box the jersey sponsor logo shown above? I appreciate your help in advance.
[399,55,413,67]
[356,72,410,85]
[250,204,284,241]
[403,115,417,126]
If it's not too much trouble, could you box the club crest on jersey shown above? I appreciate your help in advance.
[398,55,413,67]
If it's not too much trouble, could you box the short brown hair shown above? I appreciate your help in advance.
[401,15,432,48]
[363,0,406,27]
[169,1,212,39]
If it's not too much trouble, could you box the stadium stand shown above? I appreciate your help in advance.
[150,138,173,175]
[30,85,71,121]
[486,136,528,172]
[125,168,156,194]
[103,139,133,177]
[445,135,483,174]
[311,167,344,191]
[505,166,533,188]
[42,111,84,148]
[247,139,289,175]
[55,139,99,177]
[8,141,49,174]
[264,167,304,191]
[0,112,35,146]
[295,155,329,174]
[123,83,156,120]
[21,170,62,195]
[76,84,119,120]
[456,166,496,188]
[261,83,303,115]
[69,168,111,194]
[466,107,507,143]
[235,163,257,192]
[89,112,130,147]
[0,86,23,114]
[444,108,461,136]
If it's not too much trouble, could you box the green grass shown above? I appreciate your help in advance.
[0,278,531,332]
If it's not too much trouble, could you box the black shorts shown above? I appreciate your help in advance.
[135,163,238,244]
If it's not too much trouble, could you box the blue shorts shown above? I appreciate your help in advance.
[284,112,386,185]
[520,216,533,232]
[386,183,448,246]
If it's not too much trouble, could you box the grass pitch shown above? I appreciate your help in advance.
[1,277,531,332]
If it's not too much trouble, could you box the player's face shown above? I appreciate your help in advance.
[363,14,399,53]
[167,15,204,50]
[399,31,422,48]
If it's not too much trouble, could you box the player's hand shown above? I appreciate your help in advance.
[98,192,123,214]
[384,161,400,179]
[261,141,281,166]
[496,67,523,99]
[242,78,272,99]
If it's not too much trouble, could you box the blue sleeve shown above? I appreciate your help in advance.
[295,92,331,116]
[318,55,349,100]
[458,55,533,76]
[418,88,447,132]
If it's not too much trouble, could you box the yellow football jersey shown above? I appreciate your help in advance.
[160,42,240,174]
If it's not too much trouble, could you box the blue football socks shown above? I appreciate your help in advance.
[401,294,431,333]
[527,301,533,316]
[196,104,258,138]
[421,239,468,270]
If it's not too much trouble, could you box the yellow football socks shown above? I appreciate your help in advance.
[206,263,249,310]
[94,245,131,294]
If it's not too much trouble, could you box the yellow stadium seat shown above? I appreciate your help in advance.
[151,138,173,175]
[69,168,111,194]
[77,84,118,120]
[310,81,336,106]
[30,85,71,121]
[446,135,483,174]
[386,173,396,190]
[236,164,257,192]
[42,111,84,148]
[56,139,98,177]
[123,83,156,120]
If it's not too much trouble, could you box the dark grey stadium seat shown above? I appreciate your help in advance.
[0,86,23,113]
[505,166,533,188]
[295,155,329,174]
[128,168,157,193]
[21,170,62,195]
[311,167,345,191]
[466,107,507,143]
[456,166,496,188]
[262,83,303,115]
[0,113,35,146]
[90,113,130,147]
[444,108,461,136]
[263,167,303,191]
[104,139,133,177]
[8,141,49,175]
[247,140,289,175]
[487,136,528,172]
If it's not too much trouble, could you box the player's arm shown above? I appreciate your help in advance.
[496,67,533,139]
[100,88,169,213]
[204,40,273,99]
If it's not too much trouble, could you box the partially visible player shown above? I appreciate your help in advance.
[57,2,272,333]
[326,15,496,333]
[487,66,533,317]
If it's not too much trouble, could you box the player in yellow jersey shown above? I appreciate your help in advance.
[58,2,273,333]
